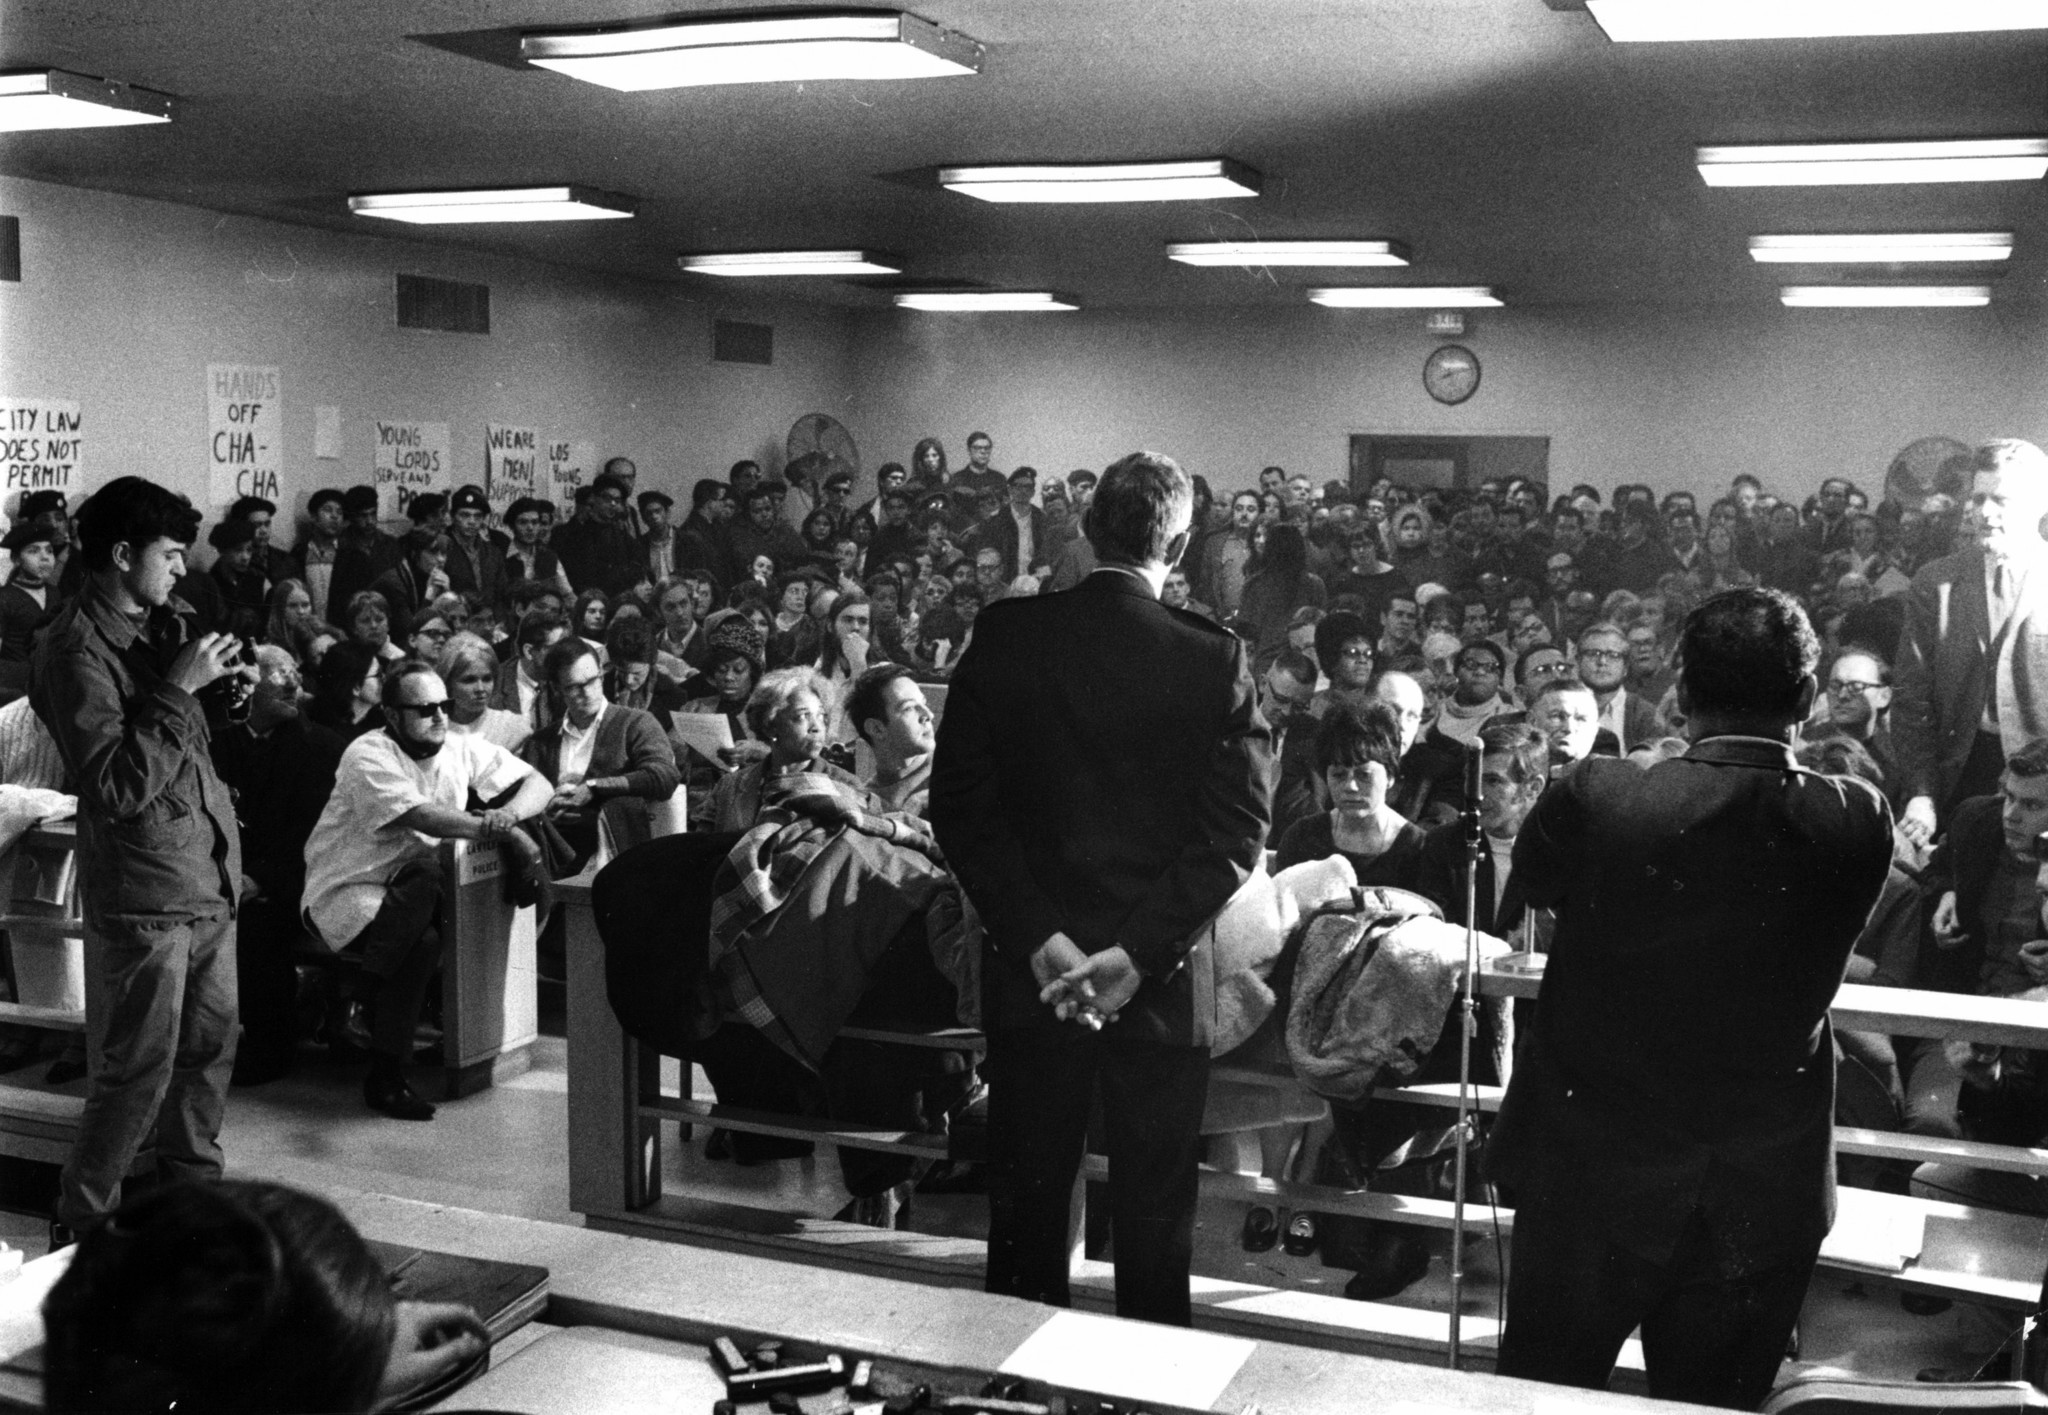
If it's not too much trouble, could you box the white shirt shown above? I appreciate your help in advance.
[1011,505,1035,572]
[557,704,606,784]
[1597,686,1631,745]
[448,707,531,755]
[302,730,535,949]
[515,665,543,724]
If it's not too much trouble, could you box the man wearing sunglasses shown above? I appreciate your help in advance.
[302,662,552,1120]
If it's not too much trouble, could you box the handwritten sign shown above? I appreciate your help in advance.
[0,398,82,501]
[485,424,539,523]
[373,418,450,520]
[547,439,593,522]
[206,365,281,505]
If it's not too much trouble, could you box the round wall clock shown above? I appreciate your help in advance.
[1423,344,1481,406]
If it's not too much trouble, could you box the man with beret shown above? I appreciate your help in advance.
[444,485,506,616]
[190,519,258,639]
[0,520,64,682]
[551,472,638,598]
[329,486,403,613]
[637,489,677,588]
[225,496,295,592]
[295,488,346,623]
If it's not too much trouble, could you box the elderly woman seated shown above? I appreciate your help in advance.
[694,666,858,833]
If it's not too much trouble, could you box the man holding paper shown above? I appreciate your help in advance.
[932,450,1271,1327]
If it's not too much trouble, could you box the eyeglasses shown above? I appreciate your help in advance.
[394,701,450,719]
[1335,647,1375,662]
[1828,680,1883,696]
[561,674,605,696]
[1579,648,1626,664]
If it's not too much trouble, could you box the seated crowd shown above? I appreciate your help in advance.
[4,431,2043,1335]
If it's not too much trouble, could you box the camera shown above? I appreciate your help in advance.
[198,635,257,723]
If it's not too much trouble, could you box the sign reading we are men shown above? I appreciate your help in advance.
[206,365,281,505]
[0,397,83,500]
[485,423,539,524]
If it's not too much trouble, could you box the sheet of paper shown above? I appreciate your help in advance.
[314,403,342,459]
[670,712,735,762]
[1819,1199,1925,1273]
[0,1249,72,1370]
[998,1308,1255,1409]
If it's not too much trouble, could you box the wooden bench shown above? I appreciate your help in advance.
[559,873,2048,1361]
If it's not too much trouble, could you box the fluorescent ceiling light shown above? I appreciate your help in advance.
[940,159,1261,203]
[894,292,1077,312]
[681,251,899,276]
[1167,240,1410,267]
[1309,287,1503,308]
[0,69,175,132]
[1750,233,2014,263]
[1588,0,2048,41]
[521,12,982,91]
[1780,285,1991,306]
[348,186,637,224]
[1698,139,2048,185]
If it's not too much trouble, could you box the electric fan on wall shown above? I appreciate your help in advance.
[1884,435,1973,509]
[785,413,861,492]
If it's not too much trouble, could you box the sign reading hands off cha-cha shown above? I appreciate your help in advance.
[207,365,281,505]
[0,398,82,498]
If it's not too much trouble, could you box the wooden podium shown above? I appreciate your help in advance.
[437,837,538,1099]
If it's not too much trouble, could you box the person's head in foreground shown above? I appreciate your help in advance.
[44,1178,485,1414]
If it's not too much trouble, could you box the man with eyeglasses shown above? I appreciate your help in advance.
[1577,622,1658,752]
[520,639,680,876]
[302,661,552,1120]
[1813,649,1898,805]
[551,471,640,599]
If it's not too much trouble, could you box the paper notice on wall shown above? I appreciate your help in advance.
[206,364,282,506]
[0,398,82,506]
[547,438,593,521]
[486,424,539,523]
[373,418,451,520]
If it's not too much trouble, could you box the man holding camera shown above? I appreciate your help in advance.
[31,476,251,1239]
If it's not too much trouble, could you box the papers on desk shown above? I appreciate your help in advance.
[999,1309,1254,1409]
[671,712,735,764]
[1820,1200,1926,1274]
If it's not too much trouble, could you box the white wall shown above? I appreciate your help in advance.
[0,176,854,544]
[844,301,2048,506]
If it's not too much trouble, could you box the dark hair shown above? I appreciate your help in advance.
[403,527,450,560]
[1313,610,1374,675]
[967,430,992,448]
[44,1179,395,1414]
[729,459,761,479]
[1799,734,1886,788]
[848,663,917,744]
[542,634,600,689]
[1086,451,1194,566]
[515,606,570,653]
[1007,465,1035,487]
[1676,587,1819,723]
[691,479,730,510]
[226,495,275,522]
[1479,719,1550,785]
[307,488,345,514]
[74,477,203,573]
[1270,647,1317,685]
[1457,637,1508,674]
[1254,522,1309,586]
[2007,738,2048,780]
[1313,702,1404,779]
[572,587,610,634]
[311,640,380,720]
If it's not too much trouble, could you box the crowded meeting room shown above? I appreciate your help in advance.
[7,2,2048,1412]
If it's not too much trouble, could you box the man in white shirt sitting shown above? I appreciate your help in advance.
[303,662,552,1121]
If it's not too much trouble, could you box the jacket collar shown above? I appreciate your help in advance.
[1684,734,1798,770]
[79,581,192,652]
[1079,566,1159,601]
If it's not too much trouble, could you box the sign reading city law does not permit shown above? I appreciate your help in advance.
[0,397,82,499]
[374,418,451,521]
[206,365,281,505]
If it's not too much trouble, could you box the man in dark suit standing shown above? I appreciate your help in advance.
[931,451,1271,1326]
[1894,438,2048,846]
[1489,587,1892,1408]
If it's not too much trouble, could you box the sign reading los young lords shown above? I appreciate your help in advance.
[0,397,83,497]
[207,365,281,505]
[373,418,451,520]
[485,424,539,523]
